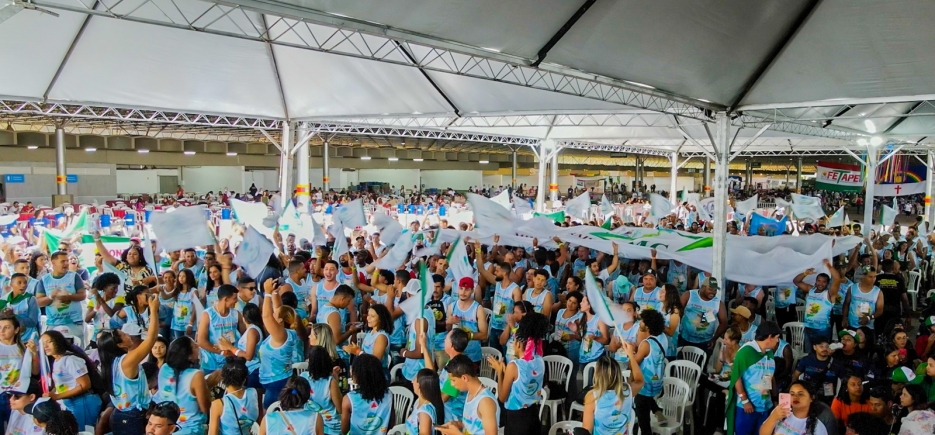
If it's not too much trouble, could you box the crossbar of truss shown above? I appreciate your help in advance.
[310,122,539,145]
[311,112,705,129]
[27,0,714,121]
[559,141,672,156]
[681,148,933,158]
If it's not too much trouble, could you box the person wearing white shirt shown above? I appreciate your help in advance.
[758,381,828,435]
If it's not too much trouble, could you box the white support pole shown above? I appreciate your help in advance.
[712,113,731,296]
[928,150,935,226]
[535,141,549,212]
[863,148,878,231]
[669,152,678,204]
[294,122,310,211]
[549,148,559,202]
[703,157,710,197]
[511,149,518,189]
[323,141,330,192]
[54,124,67,195]
[796,157,803,193]
[278,122,293,209]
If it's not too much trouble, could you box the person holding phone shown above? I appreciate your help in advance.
[759,381,829,435]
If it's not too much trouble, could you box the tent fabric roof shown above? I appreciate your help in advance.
[2,0,935,154]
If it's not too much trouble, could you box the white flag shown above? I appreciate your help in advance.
[564,192,592,221]
[230,199,272,234]
[0,214,17,226]
[649,193,674,223]
[334,199,367,229]
[512,194,533,215]
[789,194,826,223]
[791,193,822,207]
[374,232,416,270]
[880,199,898,228]
[446,236,474,284]
[735,194,758,218]
[490,190,512,211]
[141,227,158,275]
[600,194,615,217]
[303,214,328,247]
[827,206,846,228]
[696,197,714,222]
[373,213,403,246]
[330,222,350,259]
[149,206,215,252]
[467,193,515,237]
[237,226,275,279]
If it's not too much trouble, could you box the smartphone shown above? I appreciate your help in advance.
[778,393,791,411]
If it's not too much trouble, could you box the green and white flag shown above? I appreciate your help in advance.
[446,236,474,284]
[399,262,430,325]
[880,198,898,228]
[44,230,132,274]
[827,206,846,228]
[61,208,90,238]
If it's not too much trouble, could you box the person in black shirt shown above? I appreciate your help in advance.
[792,336,838,403]
[425,274,450,367]
[874,259,910,332]
[834,329,872,379]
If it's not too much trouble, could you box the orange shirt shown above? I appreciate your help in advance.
[831,397,873,426]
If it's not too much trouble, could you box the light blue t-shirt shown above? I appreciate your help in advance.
[803,288,833,331]
[591,390,633,435]
[154,366,206,435]
[347,390,391,435]
[735,341,775,412]
[258,332,295,384]
[300,373,341,435]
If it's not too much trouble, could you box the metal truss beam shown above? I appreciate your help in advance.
[311,112,702,129]
[734,113,861,140]
[559,141,673,157]
[5,122,267,143]
[27,0,715,120]
[680,148,933,158]
[310,122,540,145]
[0,100,283,130]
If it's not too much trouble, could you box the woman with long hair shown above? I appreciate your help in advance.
[66,253,89,283]
[218,302,263,389]
[40,330,103,429]
[583,350,646,435]
[831,372,872,428]
[172,268,197,340]
[98,295,160,435]
[0,315,38,430]
[153,336,210,434]
[147,335,169,368]
[407,368,445,435]
[714,326,743,379]
[759,381,828,435]
[661,283,683,359]
[30,399,79,435]
[300,345,343,435]
[202,264,225,307]
[891,328,918,363]
[157,270,178,339]
[258,279,297,409]
[309,323,341,365]
[554,291,583,360]
[94,234,156,290]
[577,294,610,366]
[344,304,393,371]
[116,285,151,333]
[499,300,533,364]
[260,376,322,435]
[85,273,124,343]
[489,312,549,435]
[608,301,641,368]
[28,252,48,280]
[341,353,391,435]
[896,384,935,434]
[209,357,261,435]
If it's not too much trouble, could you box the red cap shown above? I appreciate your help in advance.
[459,277,475,289]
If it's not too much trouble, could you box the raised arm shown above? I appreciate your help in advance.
[93,231,119,266]
[122,296,161,372]
[606,243,619,274]
[262,278,287,345]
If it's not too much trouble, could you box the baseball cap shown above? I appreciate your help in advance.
[642,268,657,277]
[49,326,74,340]
[700,276,719,291]
[891,364,926,385]
[838,329,860,344]
[459,277,475,289]
[9,379,41,396]
[925,315,935,328]
[730,306,752,319]
[404,279,421,295]
[121,322,144,337]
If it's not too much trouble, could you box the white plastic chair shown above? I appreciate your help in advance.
[483,307,493,325]
[389,385,414,427]
[292,361,308,375]
[783,322,806,360]
[480,347,502,380]
[908,270,921,311]
[651,378,691,435]
[548,421,583,435]
[265,400,280,417]
[250,422,260,435]
[480,376,498,397]
[765,295,776,322]
[568,361,599,418]
[795,305,805,322]
[389,363,403,383]
[541,355,574,425]
[388,424,406,435]
[666,360,702,435]
[677,346,707,372]
[706,338,723,374]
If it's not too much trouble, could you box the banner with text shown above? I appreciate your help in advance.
[816,161,862,192]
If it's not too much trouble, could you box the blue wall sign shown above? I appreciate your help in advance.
[3,174,25,183]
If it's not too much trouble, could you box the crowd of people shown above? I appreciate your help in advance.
[0,185,933,435]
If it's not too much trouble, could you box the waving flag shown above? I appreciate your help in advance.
[303,214,328,246]
[334,199,367,229]
[374,232,415,271]
[237,226,276,279]
[141,227,158,275]
[373,213,404,246]
[513,194,533,215]
[329,221,350,259]
[399,262,430,325]
[533,210,565,224]
[749,214,788,236]
[564,192,591,221]
[600,194,615,217]
[230,199,273,237]
[38,343,51,394]
[584,268,628,331]
[467,193,515,237]
[149,206,215,252]
[490,190,512,210]
[789,194,825,223]
[827,207,846,228]
[446,236,474,284]
[62,208,90,238]
[880,198,898,228]
[10,349,32,394]
[735,194,758,218]
[649,193,673,223]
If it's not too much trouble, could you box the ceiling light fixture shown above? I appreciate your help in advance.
[388,157,399,161]
[138,149,150,154]
[413,158,424,162]
[625,80,655,89]
[85,148,96,152]
[27,145,38,150]
[869,136,883,147]
[864,119,876,133]
[360,156,371,160]
[184,151,196,155]
[226,152,237,156]
[479,160,489,164]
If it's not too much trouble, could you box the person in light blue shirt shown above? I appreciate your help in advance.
[209,357,261,435]
[408,368,446,435]
[257,280,297,409]
[35,251,86,340]
[633,309,668,435]
[583,352,645,435]
[341,353,391,435]
[300,346,343,435]
[153,337,209,435]
[261,376,322,435]
[793,260,843,349]
[435,355,500,435]
[489,312,548,434]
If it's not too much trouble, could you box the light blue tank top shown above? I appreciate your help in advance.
[579,315,605,364]
[172,290,195,332]
[316,281,340,317]
[773,284,797,309]
[201,307,241,371]
[639,334,668,398]
[362,330,390,368]
[846,282,881,330]
[316,304,348,361]
[832,280,850,315]
[6,292,37,341]
[664,311,679,357]
[403,319,434,379]
[612,321,640,367]
[122,306,150,332]
[265,408,317,435]
[110,354,151,411]
[286,277,311,309]
[348,390,391,435]
[633,286,663,312]
[237,325,262,374]
[461,387,499,434]
[439,367,466,422]
[736,342,775,412]
[738,285,763,302]
[490,282,517,330]
[504,357,544,410]
[592,390,633,435]
[450,301,482,362]
[406,401,437,435]
[804,288,834,330]
[666,261,689,294]
[555,309,582,359]
[219,389,259,435]
[300,374,341,435]
[288,329,305,364]
[258,332,295,384]
[523,288,548,313]
[40,272,81,325]
[154,366,206,435]
[390,295,407,347]
[740,323,758,344]
[680,290,720,343]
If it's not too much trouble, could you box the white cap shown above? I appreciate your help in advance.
[49,326,74,340]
